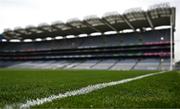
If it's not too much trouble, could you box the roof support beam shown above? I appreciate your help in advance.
[145,13,154,29]
[122,16,135,31]
[27,30,40,34]
[2,34,11,40]
[50,26,67,37]
[38,28,52,32]
[66,23,85,34]
[12,34,22,39]
[101,19,117,31]
[83,21,102,33]
[51,26,62,31]
[15,31,28,36]
[4,31,22,39]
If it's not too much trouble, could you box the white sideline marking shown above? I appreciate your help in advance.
[18,71,166,109]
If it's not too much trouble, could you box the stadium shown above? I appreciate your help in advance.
[0,1,179,108]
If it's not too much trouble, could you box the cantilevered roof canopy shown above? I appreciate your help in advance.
[2,3,175,40]
[148,4,172,27]
[123,8,149,29]
[103,12,130,31]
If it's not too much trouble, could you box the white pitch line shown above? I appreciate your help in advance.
[18,71,166,109]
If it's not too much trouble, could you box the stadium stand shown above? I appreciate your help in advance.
[0,4,176,70]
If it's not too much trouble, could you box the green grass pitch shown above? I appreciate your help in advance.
[0,68,179,108]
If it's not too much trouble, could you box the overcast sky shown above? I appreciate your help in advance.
[0,0,179,62]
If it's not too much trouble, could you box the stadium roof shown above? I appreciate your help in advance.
[2,3,176,40]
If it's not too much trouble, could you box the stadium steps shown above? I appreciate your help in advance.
[157,60,162,70]
[131,59,139,70]
[88,60,100,69]
[91,60,117,70]
[89,60,102,69]
[72,60,99,69]
[70,61,85,69]
[63,61,75,69]
[108,60,120,70]
[53,61,70,69]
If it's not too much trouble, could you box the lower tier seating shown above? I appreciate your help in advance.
[3,58,170,70]
[134,59,160,70]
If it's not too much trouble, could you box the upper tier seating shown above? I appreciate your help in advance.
[0,29,170,52]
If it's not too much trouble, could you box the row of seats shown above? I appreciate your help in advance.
[3,58,170,70]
